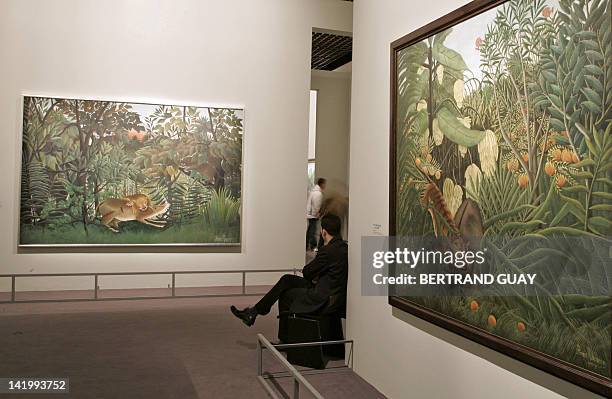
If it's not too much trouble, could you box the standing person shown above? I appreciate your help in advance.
[306,178,326,251]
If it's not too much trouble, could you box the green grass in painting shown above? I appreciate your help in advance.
[410,296,611,377]
[20,221,240,245]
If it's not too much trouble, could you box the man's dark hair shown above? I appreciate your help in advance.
[317,178,327,186]
[321,214,341,237]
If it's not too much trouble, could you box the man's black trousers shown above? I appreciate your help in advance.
[255,274,312,341]
[306,218,319,250]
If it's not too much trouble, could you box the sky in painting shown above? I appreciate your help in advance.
[127,102,244,127]
[442,0,560,80]
[129,103,158,121]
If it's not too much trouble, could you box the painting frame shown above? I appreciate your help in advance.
[388,0,611,396]
[18,93,245,249]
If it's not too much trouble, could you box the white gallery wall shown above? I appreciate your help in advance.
[346,1,602,398]
[311,69,351,198]
[0,0,352,291]
[311,69,351,239]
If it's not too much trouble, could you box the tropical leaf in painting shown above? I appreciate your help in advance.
[479,159,532,236]
[21,160,50,225]
[532,0,611,155]
[558,124,612,236]
[464,163,482,202]
[432,29,469,71]
[397,41,428,128]
[477,130,499,177]
[436,107,485,147]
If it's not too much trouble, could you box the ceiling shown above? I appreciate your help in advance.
[311,31,352,71]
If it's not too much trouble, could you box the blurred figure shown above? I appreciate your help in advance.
[317,192,349,249]
[306,177,326,251]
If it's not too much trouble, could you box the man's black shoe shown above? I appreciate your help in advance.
[230,305,257,327]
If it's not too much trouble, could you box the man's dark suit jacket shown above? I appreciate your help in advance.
[289,237,348,316]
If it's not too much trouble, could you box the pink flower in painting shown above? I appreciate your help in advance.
[126,128,146,142]
[542,7,553,17]
[475,37,483,50]
[127,128,139,140]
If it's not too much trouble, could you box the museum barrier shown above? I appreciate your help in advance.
[0,269,298,304]
[256,333,354,399]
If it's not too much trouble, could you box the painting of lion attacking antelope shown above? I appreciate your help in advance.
[390,0,610,393]
[19,96,243,246]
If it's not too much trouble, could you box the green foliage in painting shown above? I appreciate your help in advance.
[394,0,611,379]
[204,187,240,231]
[19,98,243,245]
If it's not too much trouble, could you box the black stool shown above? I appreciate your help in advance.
[282,312,345,369]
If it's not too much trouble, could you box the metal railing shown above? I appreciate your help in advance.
[257,333,354,399]
[0,269,298,304]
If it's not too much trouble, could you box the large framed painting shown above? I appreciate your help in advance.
[390,0,611,395]
[19,96,243,247]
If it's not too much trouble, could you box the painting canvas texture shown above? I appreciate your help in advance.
[392,0,610,392]
[20,97,243,246]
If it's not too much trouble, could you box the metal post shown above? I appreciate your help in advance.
[241,272,246,295]
[257,340,262,376]
[94,275,98,299]
[256,334,324,399]
[171,273,176,297]
[11,276,16,302]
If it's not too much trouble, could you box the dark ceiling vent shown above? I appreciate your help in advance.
[311,31,352,71]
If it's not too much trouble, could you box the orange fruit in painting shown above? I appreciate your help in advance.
[470,300,479,311]
[518,174,529,188]
[522,153,529,164]
[556,175,567,188]
[551,148,562,161]
[488,315,497,327]
[571,151,579,163]
[561,149,573,163]
[435,170,441,180]
[517,322,526,332]
[507,158,519,172]
[415,158,422,166]
[127,128,138,140]
[426,153,433,162]
[544,162,556,176]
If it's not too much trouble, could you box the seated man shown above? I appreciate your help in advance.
[230,214,348,341]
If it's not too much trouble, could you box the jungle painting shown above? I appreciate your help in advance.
[20,96,243,246]
[390,0,611,394]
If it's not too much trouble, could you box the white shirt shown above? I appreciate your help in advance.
[306,185,324,219]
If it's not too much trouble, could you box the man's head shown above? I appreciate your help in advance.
[316,178,327,191]
[320,214,341,244]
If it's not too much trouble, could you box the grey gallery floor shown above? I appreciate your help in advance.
[0,292,384,399]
